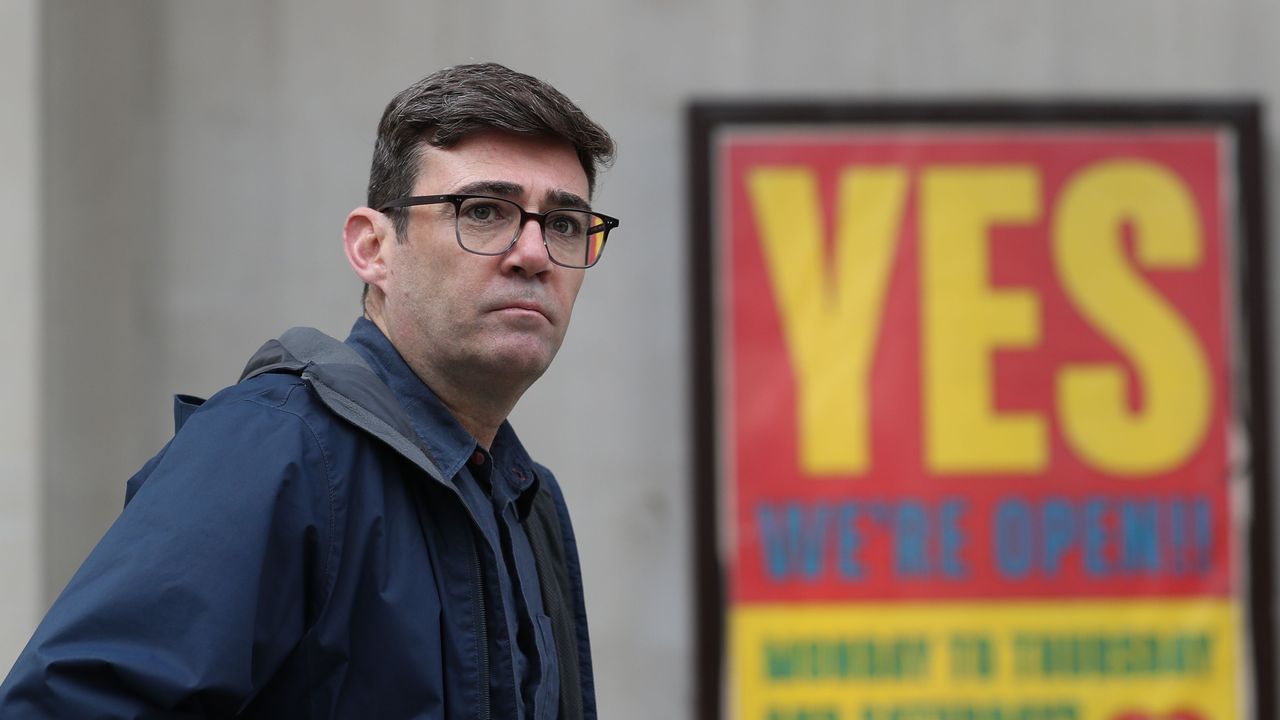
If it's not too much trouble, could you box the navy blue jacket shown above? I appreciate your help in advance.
[0,323,595,719]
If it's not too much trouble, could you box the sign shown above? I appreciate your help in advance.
[690,103,1273,720]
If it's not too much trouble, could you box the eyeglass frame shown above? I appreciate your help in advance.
[377,193,620,269]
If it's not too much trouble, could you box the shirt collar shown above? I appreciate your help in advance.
[343,317,541,512]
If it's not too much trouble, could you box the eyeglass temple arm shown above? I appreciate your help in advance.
[589,216,620,233]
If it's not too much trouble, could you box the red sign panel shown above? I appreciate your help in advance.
[726,133,1231,602]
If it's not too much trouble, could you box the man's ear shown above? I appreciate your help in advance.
[344,207,393,291]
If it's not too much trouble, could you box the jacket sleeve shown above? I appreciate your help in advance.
[0,386,335,718]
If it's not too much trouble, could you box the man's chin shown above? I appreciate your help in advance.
[469,339,558,383]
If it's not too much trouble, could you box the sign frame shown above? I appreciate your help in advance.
[688,100,1274,720]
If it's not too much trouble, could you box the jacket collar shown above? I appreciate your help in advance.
[344,318,540,514]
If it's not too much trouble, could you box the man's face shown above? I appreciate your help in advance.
[378,130,590,390]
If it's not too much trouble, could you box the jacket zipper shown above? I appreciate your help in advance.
[472,538,491,720]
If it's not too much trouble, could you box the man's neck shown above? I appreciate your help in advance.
[365,310,522,449]
[410,365,515,449]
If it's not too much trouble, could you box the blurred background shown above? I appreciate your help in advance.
[3,1,1280,718]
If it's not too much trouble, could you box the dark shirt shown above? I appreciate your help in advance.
[346,317,554,718]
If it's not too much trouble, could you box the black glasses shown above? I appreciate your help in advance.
[378,194,619,269]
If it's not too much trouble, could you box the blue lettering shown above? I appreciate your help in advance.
[1120,501,1160,573]
[984,494,1216,583]
[894,502,929,577]
[995,499,1033,579]
[838,503,863,579]
[758,502,831,581]
[1193,498,1212,573]
[1084,499,1110,576]
[1171,499,1188,574]
[1041,498,1075,577]
[940,500,968,578]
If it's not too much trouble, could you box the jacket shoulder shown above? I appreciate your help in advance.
[204,370,324,417]
[129,371,359,506]
[187,371,369,447]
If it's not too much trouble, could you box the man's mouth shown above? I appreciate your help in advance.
[493,300,549,321]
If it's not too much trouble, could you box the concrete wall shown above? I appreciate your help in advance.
[0,0,42,670]
[10,1,1280,717]
[40,0,168,606]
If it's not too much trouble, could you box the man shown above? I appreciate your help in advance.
[0,63,616,719]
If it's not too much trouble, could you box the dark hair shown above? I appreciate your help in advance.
[367,62,615,240]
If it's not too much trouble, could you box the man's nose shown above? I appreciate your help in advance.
[502,217,553,275]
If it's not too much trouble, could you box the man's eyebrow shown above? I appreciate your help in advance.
[544,189,590,211]
[451,181,590,211]
[453,180,524,198]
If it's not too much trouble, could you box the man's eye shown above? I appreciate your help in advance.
[465,204,500,222]
[548,214,582,235]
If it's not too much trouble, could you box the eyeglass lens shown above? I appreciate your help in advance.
[455,196,606,267]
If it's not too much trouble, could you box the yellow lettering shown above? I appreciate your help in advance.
[747,167,906,474]
[922,166,1046,473]
[1054,160,1210,475]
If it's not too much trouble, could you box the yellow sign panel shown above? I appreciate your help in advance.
[731,601,1238,720]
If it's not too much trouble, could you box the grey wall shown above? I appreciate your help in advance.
[14,1,1280,718]
[41,0,168,607]
[0,0,42,667]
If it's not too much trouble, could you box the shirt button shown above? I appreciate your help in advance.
[470,450,486,466]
